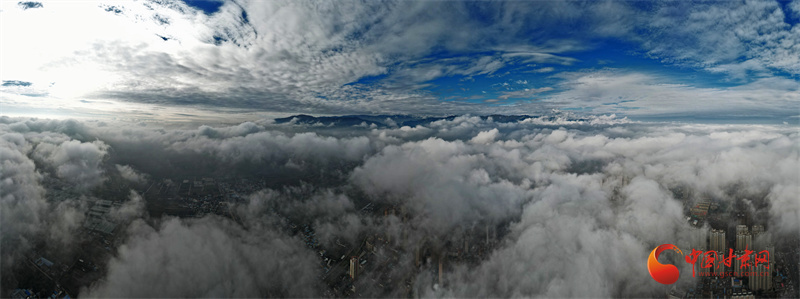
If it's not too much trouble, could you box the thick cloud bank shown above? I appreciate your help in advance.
[82,217,321,298]
[0,115,797,297]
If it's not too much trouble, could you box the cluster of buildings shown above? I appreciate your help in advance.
[687,224,778,298]
[675,193,799,298]
[83,200,117,235]
[9,288,69,299]
[314,203,505,297]
[687,199,722,228]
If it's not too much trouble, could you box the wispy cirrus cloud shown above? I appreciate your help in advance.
[641,0,800,78]
[545,70,800,118]
[0,0,797,121]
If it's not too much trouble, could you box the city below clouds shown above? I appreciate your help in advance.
[0,0,798,122]
[0,115,798,297]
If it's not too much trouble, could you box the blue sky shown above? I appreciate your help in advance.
[0,0,798,123]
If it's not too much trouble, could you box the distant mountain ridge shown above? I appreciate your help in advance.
[274,114,555,128]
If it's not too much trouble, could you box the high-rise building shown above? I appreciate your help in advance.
[765,245,773,290]
[734,250,745,277]
[745,245,773,291]
[752,265,761,291]
[736,225,749,236]
[349,257,358,280]
[751,225,764,237]
[760,245,774,291]
[736,232,752,252]
[750,263,764,291]
[709,229,718,252]
[751,225,765,250]
[709,229,726,253]
[713,251,726,276]
[693,255,702,278]
[693,247,711,278]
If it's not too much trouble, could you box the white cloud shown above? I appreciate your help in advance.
[790,0,800,19]
[470,128,500,144]
[544,70,800,117]
[497,87,554,101]
[82,217,321,297]
[0,0,654,116]
[116,164,147,183]
[1,116,797,297]
[33,139,109,189]
[643,0,800,77]
[0,0,796,120]
[528,66,555,73]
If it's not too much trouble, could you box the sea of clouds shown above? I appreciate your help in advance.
[1,115,797,297]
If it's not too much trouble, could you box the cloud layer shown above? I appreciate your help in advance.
[1,0,797,120]
[1,115,797,297]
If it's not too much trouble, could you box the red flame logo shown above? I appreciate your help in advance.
[647,244,683,284]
